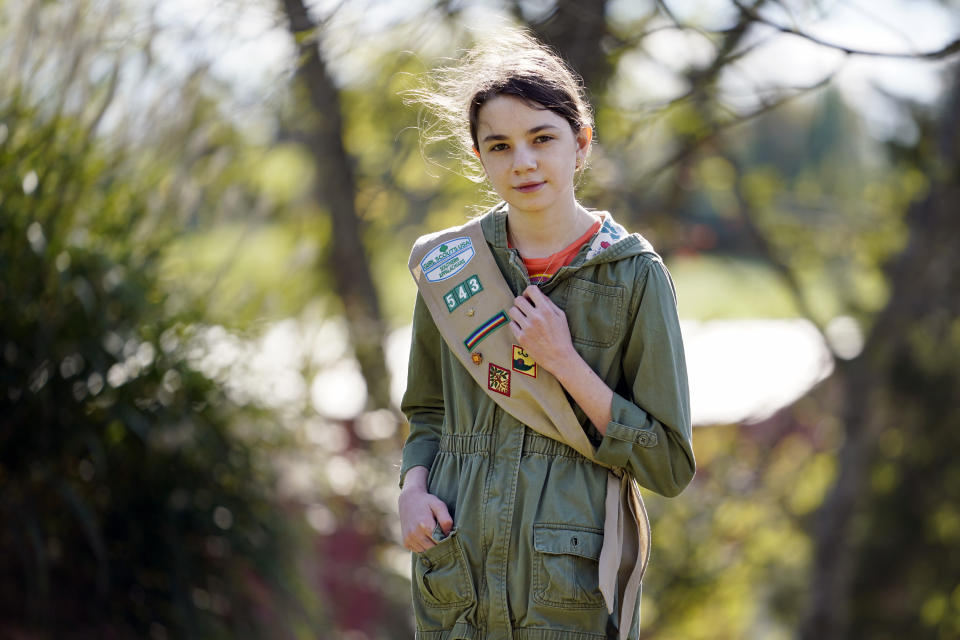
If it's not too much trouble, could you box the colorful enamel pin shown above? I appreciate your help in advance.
[471,352,483,365]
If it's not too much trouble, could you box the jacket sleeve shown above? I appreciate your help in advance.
[398,291,445,489]
[593,257,695,497]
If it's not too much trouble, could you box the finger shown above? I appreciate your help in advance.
[509,320,523,341]
[404,532,431,552]
[514,294,537,315]
[408,537,433,553]
[506,306,526,327]
[417,520,437,538]
[408,532,435,551]
[431,499,454,535]
[525,286,556,309]
[522,284,541,299]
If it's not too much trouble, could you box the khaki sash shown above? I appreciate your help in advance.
[408,217,651,639]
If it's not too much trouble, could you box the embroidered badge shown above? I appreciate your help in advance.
[471,352,483,365]
[488,363,511,396]
[511,345,537,378]
[421,237,475,283]
[464,311,509,351]
[443,275,483,312]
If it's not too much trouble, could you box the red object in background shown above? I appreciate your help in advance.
[315,516,381,634]
[689,223,718,250]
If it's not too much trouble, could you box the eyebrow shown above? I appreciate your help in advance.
[481,124,559,143]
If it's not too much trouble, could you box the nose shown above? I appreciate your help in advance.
[512,144,536,173]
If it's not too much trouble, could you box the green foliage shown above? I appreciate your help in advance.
[641,408,838,640]
[160,218,330,326]
[0,88,313,639]
[666,254,824,319]
[728,92,913,322]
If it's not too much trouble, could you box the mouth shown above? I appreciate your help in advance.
[514,181,545,193]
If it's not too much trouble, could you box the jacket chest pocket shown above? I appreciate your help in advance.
[413,527,474,610]
[560,278,625,350]
[532,524,606,609]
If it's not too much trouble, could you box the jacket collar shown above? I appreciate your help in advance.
[479,201,659,272]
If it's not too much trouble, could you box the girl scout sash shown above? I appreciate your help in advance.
[408,217,651,639]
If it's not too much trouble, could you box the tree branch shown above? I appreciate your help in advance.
[724,152,838,351]
[637,72,835,184]
[732,0,960,60]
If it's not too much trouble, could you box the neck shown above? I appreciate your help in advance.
[506,199,595,259]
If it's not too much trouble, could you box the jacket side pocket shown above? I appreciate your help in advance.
[532,523,606,609]
[413,527,474,610]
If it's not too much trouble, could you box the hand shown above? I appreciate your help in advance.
[507,285,577,375]
[398,468,453,552]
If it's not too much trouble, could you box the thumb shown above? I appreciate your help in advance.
[430,498,453,535]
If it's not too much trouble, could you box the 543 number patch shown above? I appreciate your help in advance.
[444,275,483,312]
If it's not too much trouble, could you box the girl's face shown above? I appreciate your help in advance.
[475,95,591,220]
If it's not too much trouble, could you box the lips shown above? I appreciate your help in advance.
[514,181,545,193]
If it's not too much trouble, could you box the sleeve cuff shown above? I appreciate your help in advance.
[399,438,440,488]
[595,392,659,468]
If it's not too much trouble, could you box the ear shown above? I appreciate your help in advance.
[577,125,593,152]
[575,126,593,168]
[473,146,489,175]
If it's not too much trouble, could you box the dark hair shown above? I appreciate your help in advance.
[405,29,593,182]
[468,74,589,150]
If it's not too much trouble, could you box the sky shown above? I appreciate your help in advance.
[150,0,960,142]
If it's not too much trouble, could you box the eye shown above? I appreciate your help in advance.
[533,135,554,144]
[488,143,509,152]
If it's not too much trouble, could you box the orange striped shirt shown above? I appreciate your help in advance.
[517,218,602,285]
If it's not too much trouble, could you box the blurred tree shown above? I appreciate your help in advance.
[0,1,317,637]
[279,0,393,411]
[801,66,960,640]
[515,0,616,92]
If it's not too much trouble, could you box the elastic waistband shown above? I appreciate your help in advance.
[521,427,584,459]
[438,433,492,455]
[437,428,587,459]
[414,624,609,640]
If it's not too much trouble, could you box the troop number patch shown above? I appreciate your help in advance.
[421,237,475,283]
[444,275,483,312]
[488,363,511,396]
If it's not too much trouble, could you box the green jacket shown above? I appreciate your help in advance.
[400,205,695,640]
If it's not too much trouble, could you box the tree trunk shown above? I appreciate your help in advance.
[280,0,392,410]
[801,65,960,639]
[525,0,612,94]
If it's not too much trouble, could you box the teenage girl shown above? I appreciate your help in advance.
[399,29,694,640]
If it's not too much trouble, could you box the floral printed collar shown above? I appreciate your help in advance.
[584,212,634,261]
